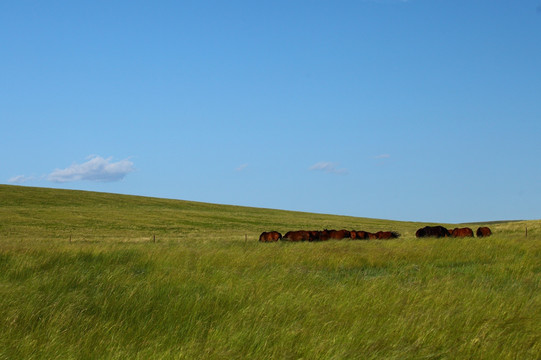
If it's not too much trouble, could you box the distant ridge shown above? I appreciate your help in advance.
[1,185,537,243]
[463,220,525,225]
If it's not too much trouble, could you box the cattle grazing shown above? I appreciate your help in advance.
[415,226,450,238]
[328,229,351,240]
[449,227,474,237]
[283,230,311,242]
[308,230,318,242]
[476,227,492,237]
[308,230,328,242]
[318,230,332,241]
[375,231,401,240]
[352,231,369,240]
[259,231,282,242]
[267,228,404,242]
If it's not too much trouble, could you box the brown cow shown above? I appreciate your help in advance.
[450,227,474,237]
[259,231,282,242]
[367,232,378,240]
[375,231,400,240]
[352,231,369,240]
[308,230,327,242]
[476,227,492,237]
[317,230,331,241]
[283,230,311,242]
[328,229,351,240]
[415,226,450,238]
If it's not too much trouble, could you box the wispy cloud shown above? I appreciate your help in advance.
[309,162,348,175]
[8,175,34,184]
[235,163,249,172]
[47,155,135,183]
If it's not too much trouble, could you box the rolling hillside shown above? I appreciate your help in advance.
[0,185,539,359]
[1,184,537,242]
[0,184,428,243]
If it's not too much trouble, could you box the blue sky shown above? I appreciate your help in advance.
[2,0,540,223]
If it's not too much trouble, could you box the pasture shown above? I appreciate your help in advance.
[0,185,540,359]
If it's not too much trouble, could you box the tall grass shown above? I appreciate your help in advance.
[0,185,540,359]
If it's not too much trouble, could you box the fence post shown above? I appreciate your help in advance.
[153,234,156,243]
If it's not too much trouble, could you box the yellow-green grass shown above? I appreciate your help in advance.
[1,185,539,359]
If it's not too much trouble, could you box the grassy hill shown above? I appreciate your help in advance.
[2,184,536,242]
[1,185,540,359]
[0,184,436,243]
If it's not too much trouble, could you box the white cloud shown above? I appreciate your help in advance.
[47,155,135,183]
[236,163,249,172]
[309,162,348,175]
[8,175,34,184]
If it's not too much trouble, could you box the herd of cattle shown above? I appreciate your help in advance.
[259,226,492,242]
[415,225,492,238]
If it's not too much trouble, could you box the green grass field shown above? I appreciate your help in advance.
[1,185,540,359]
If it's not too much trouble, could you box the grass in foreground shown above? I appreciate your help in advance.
[0,185,540,359]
